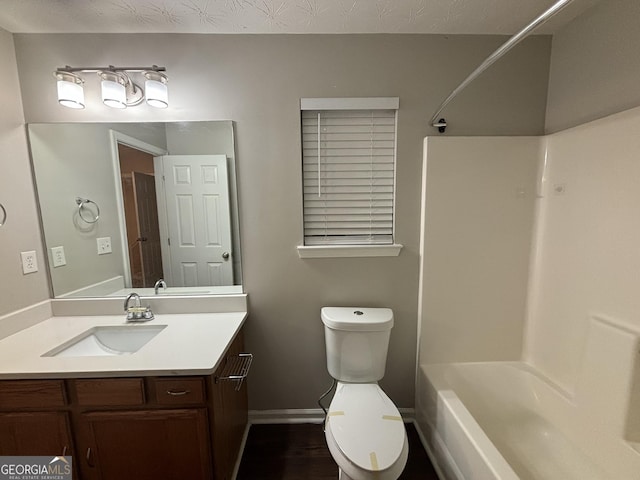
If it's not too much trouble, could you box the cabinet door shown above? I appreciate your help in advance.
[79,409,211,480]
[212,331,249,480]
[0,411,72,456]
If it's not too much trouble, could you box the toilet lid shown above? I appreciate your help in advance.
[326,383,406,472]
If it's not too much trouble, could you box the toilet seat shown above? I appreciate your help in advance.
[325,383,408,479]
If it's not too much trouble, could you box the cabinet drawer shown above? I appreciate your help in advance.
[0,380,66,409]
[74,378,145,406]
[153,378,206,405]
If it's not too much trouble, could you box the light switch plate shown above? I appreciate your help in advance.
[97,237,112,255]
[21,250,38,274]
[51,246,66,267]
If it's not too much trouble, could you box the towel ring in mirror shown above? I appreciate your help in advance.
[0,203,6,227]
[76,197,100,224]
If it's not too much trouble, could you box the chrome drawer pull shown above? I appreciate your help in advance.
[166,389,190,396]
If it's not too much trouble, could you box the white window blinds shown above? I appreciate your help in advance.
[301,98,398,246]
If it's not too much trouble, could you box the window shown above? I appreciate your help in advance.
[298,98,401,258]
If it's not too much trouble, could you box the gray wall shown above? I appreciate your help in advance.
[11,33,552,410]
[0,28,49,315]
[546,0,640,133]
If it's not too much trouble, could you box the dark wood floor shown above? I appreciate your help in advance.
[236,423,439,479]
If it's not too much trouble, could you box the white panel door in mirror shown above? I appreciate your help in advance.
[159,155,233,287]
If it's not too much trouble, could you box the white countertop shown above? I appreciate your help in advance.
[0,312,247,379]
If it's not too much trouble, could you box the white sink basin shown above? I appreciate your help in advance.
[42,325,167,357]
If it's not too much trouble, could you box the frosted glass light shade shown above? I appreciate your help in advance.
[56,75,84,109]
[101,79,126,109]
[145,79,168,108]
[55,68,168,109]
[143,70,168,108]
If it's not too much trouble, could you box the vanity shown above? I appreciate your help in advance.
[1,116,251,479]
[0,310,249,480]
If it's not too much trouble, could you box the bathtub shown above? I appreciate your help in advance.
[416,361,640,480]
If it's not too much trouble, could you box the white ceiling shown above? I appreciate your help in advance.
[0,0,601,35]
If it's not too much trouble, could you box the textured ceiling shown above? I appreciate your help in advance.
[0,0,601,35]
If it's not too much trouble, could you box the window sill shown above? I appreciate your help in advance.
[297,244,403,259]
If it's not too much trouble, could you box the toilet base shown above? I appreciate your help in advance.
[338,468,354,480]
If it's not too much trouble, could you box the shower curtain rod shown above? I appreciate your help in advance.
[430,0,573,133]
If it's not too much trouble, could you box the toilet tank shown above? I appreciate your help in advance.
[321,307,394,383]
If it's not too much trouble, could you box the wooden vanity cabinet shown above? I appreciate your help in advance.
[72,330,248,480]
[0,380,73,458]
[209,330,249,480]
[69,376,214,480]
[76,408,212,480]
[0,411,73,456]
[0,329,248,480]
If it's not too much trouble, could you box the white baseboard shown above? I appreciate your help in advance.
[400,408,415,422]
[249,408,325,424]
[248,407,416,425]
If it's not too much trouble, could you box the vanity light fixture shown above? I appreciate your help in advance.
[55,71,85,109]
[99,71,127,109]
[54,65,167,109]
[143,70,168,109]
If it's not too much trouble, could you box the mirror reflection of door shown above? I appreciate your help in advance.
[155,154,234,287]
[118,144,163,287]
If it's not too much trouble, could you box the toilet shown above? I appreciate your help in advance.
[321,307,408,480]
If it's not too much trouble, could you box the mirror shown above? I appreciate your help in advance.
[28,121,242,298]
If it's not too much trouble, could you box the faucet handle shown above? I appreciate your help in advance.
[143,307,155,320]
[126,305,153,322]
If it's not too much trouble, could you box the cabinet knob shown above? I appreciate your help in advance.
[86,447,95,468]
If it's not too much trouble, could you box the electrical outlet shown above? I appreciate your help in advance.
[51,246,66,267]
[21,250,38,274]
[97,237,112,255]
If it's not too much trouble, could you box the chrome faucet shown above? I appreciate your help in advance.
[154,279,167,295]
[124,293,154,322]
